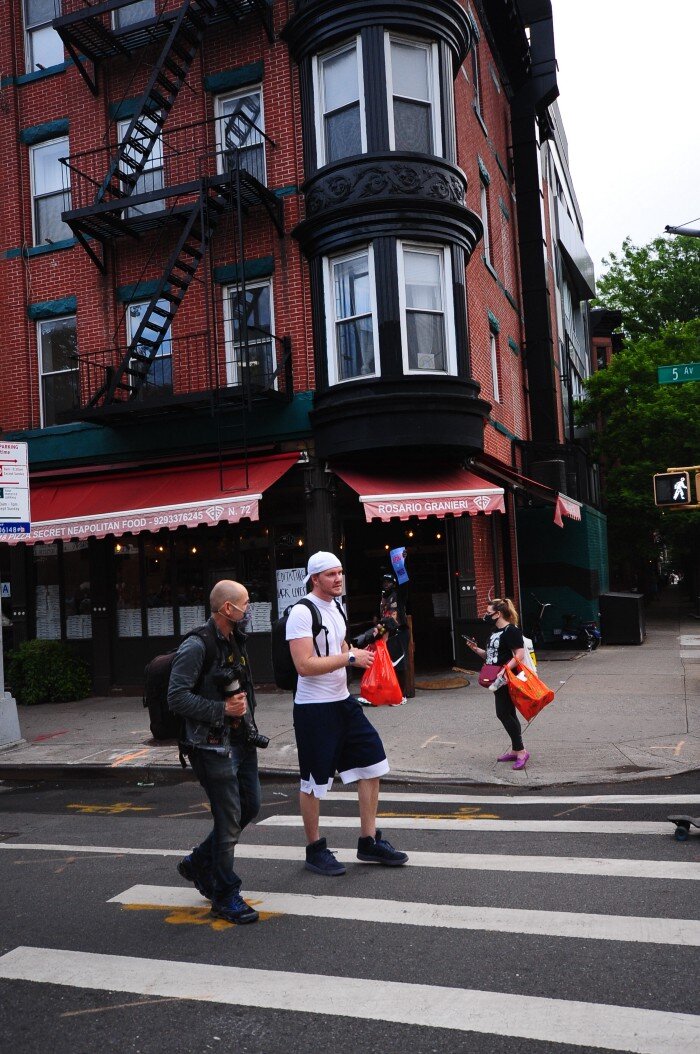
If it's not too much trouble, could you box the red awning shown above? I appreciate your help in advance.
[334,465,505,522]
[554,493,583,528]
[8,453,298,545]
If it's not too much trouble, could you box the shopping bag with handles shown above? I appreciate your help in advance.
[504,659,554,721]
[359,639,404,706]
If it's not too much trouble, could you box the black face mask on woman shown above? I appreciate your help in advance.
[483,612,500,624]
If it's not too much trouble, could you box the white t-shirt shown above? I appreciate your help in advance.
[285,595,348,704]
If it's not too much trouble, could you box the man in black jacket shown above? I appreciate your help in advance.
[168,578,261,924]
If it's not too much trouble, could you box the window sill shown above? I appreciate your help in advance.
[5,238,77,260]
[16,61,71,86]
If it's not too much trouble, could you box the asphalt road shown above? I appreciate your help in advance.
[0,772,699,1054]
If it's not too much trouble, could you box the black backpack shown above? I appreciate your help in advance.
[271,597,346,691]
[143,623,219,751]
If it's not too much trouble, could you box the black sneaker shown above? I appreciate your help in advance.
[177,853,214,900]
[305,837,346,876]
[357,829,408,866]
[210,892,259,925]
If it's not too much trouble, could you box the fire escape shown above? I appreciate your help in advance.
[53,0,290,421]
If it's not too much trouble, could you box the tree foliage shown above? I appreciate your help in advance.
[578,318,700,578]
[595,235,700,342]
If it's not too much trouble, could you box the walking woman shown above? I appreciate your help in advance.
[466,598,529,770]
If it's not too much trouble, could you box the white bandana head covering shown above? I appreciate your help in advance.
[304,551,343,584]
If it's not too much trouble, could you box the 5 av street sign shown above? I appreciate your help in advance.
[657,362,700,385]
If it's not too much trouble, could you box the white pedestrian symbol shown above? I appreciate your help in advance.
[673,477,687,502]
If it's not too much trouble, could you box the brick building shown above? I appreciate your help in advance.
[0,0,606,690]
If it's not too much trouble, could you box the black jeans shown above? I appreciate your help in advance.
[494,685,524,751]
[188,743,261,901]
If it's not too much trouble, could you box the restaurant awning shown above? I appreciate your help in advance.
[333,465,505,521]
[554,493,583,528]
[7,453,298,545]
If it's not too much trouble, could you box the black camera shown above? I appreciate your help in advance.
[351,617,399,649]
[214,665,269,749]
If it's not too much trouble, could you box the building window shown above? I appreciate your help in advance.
[480,179,491,267]
[38,315,78,426]
[24,0,64,73]
[117,116,164,215]
[314,39,366,166]
[223,279,274,388]
[385,36,441,155]
[30,138,71,246]
[489,329,500,403]
[470,27,482,118]
[398,243,455,373]
[215,88,266,184]
[325,248,378,383]
[113,0,154,28]
[126,300,173,393]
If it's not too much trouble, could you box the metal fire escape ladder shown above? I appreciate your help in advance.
[96,0,219,206]
[96,182,227,405]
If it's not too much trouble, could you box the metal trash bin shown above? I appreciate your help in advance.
[599,592,646,645]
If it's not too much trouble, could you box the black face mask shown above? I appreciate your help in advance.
[483,612,499,623]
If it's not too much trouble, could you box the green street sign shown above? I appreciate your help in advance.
[657,362,700,385]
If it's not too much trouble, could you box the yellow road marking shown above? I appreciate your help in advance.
[123,901,281,930]
[60,997,180,1018]
[110,748,152,767]
[377,806,501,821]
[67,803,151,815]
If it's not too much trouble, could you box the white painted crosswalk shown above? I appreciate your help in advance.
[1,789,698,1052]
[2,839,698,880]
[259,815,672,834]
[0,946,697,1054]
[110,883,700,946]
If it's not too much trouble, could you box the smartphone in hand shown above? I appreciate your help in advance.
[462,635,476,644]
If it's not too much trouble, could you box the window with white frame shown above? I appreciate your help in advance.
[223,279,274,388]
[489,329,500,403]
[314,39,365,166]
[398,243,455,373]
[38,315,78,426]
[126,299,172,392]
[385,35,441,154]
[325,248,378,383]
[215,88,266,183]
[113,0,154,28]
[31,137,71,246]
[24,0,64,73]
[480,179,491,266]
[117,115,164,215]
[469,20,482,118]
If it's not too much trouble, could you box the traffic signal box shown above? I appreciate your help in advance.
[653,471,697,507]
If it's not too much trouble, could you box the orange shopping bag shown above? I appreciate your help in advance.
[504,660,554,721]
[359,639,403,706]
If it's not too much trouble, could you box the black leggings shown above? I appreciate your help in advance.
[494,685,524,751]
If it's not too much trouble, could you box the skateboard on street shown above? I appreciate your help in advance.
[667,815,700,842]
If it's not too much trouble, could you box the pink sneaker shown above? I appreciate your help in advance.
[497,751,518,762]
[512,751,530,770]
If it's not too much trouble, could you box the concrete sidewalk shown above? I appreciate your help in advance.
[1,591,698,787]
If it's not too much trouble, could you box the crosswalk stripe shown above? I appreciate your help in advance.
[258,816,673,834]
[2,841,697,881]
[0,946,697,1053]
[110,884,700,947]
[326,792,700,806]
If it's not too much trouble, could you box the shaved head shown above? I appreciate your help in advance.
[210,579,248,612]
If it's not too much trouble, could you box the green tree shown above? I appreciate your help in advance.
[578,318,700,585]
[596,235,700,342]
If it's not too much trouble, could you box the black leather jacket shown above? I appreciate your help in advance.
[167,617,254,754]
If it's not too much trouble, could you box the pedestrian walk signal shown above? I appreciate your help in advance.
[653,471,691,506]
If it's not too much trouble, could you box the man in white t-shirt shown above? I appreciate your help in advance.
[286,551,409,876]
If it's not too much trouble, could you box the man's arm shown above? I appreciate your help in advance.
[167,636,227,725]
[289,636,374,676]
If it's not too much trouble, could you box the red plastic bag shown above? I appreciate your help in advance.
[359,639,403,706]
[504,660,554,721]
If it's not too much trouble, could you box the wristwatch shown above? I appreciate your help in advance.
[347,650,356,665]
